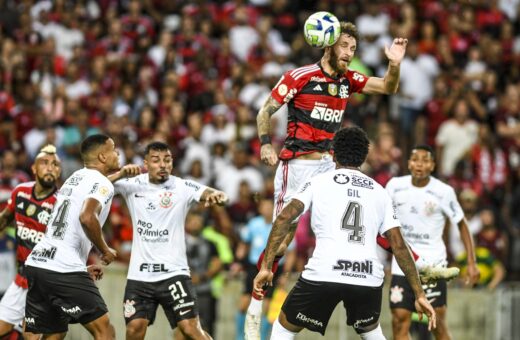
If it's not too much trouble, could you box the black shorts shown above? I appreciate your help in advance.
[282,276,383,336]
[123,275,199,329]
[389,275,447,311]
[24,266,108,334]
[244,262,281,299]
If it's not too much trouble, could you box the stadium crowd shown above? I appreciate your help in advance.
[0,0,519,311]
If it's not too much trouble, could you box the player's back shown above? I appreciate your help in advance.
[26,168,114,273]
[299,168,399,287]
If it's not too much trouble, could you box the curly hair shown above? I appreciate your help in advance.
[340,22,359,41]
[332,126,370,167]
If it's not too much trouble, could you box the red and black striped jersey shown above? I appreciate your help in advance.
[6,182,57,288]
[271,63,368,160]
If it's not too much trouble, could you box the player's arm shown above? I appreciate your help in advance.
[457,218,480,285]
[200,188,229,207]
[107,164,141,183]
[79,198,117,265]
[362,37,408,95]
[0,207,14,232]
[257,95,283,166]
[385,226,437,330]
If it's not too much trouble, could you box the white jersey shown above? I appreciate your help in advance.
[293,168,400,287]
[26,168,114,273]
[386,175,464,275]
[114,174,207,282]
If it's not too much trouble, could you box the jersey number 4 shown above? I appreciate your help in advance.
[341,201,365,244]
[51,199,71,240]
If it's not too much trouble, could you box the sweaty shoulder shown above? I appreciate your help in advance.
[271,64,321,104]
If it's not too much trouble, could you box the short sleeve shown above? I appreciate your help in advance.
[385,178,396,200]
[441,186,464,225]
[86,178,114,209]
[292,181,313,214]
[347,70,369,93]
[183,179,208,204]
[380,191,401,235]
[114,178,131,196]
[270,69,306,104]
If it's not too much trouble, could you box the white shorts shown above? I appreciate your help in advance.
[273,155,335,219]
[0,281,26,328]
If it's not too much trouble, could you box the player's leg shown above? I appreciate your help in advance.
[391,308,413,340]
[175,317,212,340]
[123,280,158,340]
[82,313,114,340]
[40,333,67,339]
[0,282,30,339]
[269,311,302,340]
[430,306,450,340]
[343,282,385,340]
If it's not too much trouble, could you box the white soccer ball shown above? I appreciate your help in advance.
[303,11,341,49]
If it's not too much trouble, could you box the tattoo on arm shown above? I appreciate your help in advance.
[263,200,304,269]
[386,228,424,296]
[384,63,400,93]
[257,96,282,137]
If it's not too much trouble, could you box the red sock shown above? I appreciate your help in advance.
[376,234,419,261]
[252,250,282,300]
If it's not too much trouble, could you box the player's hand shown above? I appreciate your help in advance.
[465,263,480,286]
[385,37,408,65]
[260,144,278,166]
[101,247,117,266]
[204,191,229,207]
[253,268,274,298]
[87,264,104,281]
[120,164,141,178]
[414,295,436,331]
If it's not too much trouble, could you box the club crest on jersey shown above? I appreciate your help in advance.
[424,201,436,216]
[328,83,338,96]
[334,174,350,184]
[123,299,136,318]
[160,192,173,208]
[390,285,404,303]
[339,84,349,98]
[277,84,288,96]
[26,204,36,216]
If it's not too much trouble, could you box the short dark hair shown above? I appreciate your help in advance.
[410,145,435,160]
[332,126,369,167]
[80,134,110,161]
[144,141,171,156]
[340,22,359,42]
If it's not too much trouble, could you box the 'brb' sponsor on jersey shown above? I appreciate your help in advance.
[310,102,343,123]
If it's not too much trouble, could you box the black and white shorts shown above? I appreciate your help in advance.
[123,275,199,329]
[282,276,383,336]
[389,275,447,311]
[24,266,108,334]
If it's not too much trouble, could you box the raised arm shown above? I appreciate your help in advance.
[107,164,141,183]
[257,96,283,166]
[362,37,408,95]
[79,198,117,265]
[385,226,437,330]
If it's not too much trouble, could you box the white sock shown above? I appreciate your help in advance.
[359,324,386,340]
[270,319,297,340]
[247,298,263,316]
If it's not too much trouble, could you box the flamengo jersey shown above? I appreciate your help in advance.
[386,175,464,276]
[6,182,57,288]
[25,168,114,273]
[293,168,400,287]
[271,63,368,160]
[114,174,208,282]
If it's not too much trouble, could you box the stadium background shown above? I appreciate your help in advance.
[0,0,520,339]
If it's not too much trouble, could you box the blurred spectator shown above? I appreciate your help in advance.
[457,246,506,291]
[0,229,15,299]
[366,123,401,187]
[0,150,30,209]
[476,207,509,267]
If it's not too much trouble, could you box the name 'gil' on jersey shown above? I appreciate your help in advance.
[271,64,369,160]
[6,182,57,288]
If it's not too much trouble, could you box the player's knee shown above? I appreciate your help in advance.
[0,321,14,337]
[391,309,411,333]
[126,320,147,338]
[178,321,206,339]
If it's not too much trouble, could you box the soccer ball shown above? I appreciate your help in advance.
[303,11,341,49]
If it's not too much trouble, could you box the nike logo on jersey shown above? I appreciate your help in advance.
[179,309,191,316]
[134,194,145,198]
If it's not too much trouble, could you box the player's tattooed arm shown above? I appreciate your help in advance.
[256,96,282,139]
[0,207,14,232]
[263,199,304,270]
[385,226,424,297]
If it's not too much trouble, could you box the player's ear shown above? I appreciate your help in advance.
[98,151,107,164]
[31,163,37,177]
[143,157,149,171]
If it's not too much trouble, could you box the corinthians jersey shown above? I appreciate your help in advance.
[26,168,114,273]
[386,175,464,275]
[293,168,400,287]
[271,63,368,160]
[114,174,208,282]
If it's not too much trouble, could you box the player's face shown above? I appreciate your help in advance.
[32,154,61,188]
[408,149,435,180]
[329,33,356,74]
[103,138,120,171]
[144,149,173,184]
